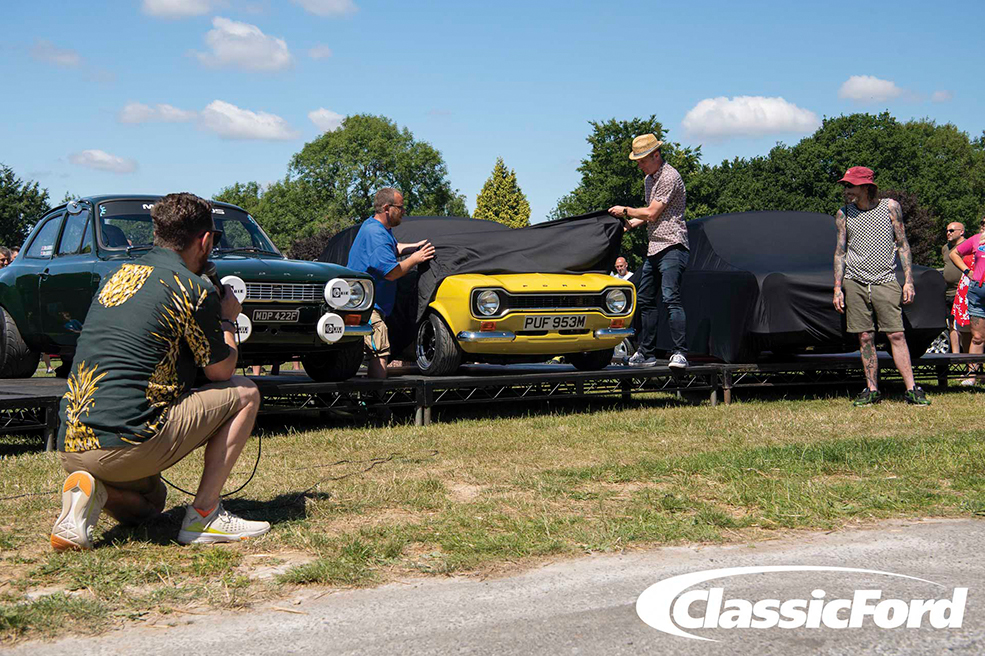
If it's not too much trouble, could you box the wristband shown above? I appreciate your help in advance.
[964,269,972,277]
[622,208,628,219]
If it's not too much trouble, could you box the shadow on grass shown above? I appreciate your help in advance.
[98,491,331,547]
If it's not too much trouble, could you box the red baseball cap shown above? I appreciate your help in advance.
[838,166,876,187]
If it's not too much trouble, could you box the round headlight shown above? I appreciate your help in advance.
[605,289,628,314]
[346,280,365,308]
[476,290,501,316]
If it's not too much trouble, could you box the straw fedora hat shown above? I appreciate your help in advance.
[629,133,663,161]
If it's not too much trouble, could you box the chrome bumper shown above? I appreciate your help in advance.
[457,331,516,343]
[594,328,635,339]
[344,324,372,336]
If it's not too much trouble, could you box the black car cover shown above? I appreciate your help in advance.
[648,211,946,362]
[319,212,625,357]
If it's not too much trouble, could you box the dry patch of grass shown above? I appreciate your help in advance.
[3,389,985,642]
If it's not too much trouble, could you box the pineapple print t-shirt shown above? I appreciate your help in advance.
[57,247,231,452]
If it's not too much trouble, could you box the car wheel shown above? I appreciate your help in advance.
[416,313,462,376]
[0,307,41,378]
[567,348,615,371]
[301,342,365,382]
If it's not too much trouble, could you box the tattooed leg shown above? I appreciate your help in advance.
[859,331,878,391]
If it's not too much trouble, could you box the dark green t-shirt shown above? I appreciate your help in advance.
[58,247,230,452]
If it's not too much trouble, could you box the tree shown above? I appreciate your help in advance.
[288,114,468,224]
[0,164,50,249]
[550,117,703,270]
[688,113,985,265]
[473,158,530,228]
[217,114,469,250]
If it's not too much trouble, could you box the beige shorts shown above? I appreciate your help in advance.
[844,277,905,334]
[59,379,243,493]
[363,309,390,357]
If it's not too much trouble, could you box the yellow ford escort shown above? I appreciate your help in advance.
[416,271,635,375]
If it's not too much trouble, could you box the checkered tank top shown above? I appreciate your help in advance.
[844,199,897,285]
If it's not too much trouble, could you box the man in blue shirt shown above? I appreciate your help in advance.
[347,188,434,378]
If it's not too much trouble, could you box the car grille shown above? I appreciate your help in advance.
[246,282,323,303]
[507,294,603,311]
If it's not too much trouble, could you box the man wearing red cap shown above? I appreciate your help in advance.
[833,166,930,406]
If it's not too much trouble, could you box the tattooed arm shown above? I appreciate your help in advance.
[833,208,847,313]
[889,200,915,303]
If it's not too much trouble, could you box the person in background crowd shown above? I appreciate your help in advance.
[608,134,689,370]
[0,247,10,267]
[832,166,930,406]
[611,256,632,281]
[10,248,18,260]
[52,192,269,551]
[942,222,967,353]
[347,188,434,379]
[949,216,985,386]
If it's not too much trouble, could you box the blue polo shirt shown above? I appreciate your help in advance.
[347,217,399,316]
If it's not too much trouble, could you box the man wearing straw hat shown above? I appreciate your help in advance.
[608,134,689,369]
[833,166,930,406]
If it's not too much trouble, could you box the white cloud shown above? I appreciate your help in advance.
[308,44,333,60]
[142,0,216,18]
[118,102,197,124]
[30,39,81,67]
[68,150,138,174]
[308,108,344,132]
[838,75,904,103]
[200,100,299,140]
[194,17,293,72]
[292,0,357,17]
[932,90,955,103]
[681,96,820,140]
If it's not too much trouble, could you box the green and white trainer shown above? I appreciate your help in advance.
[177,503,270,545]
[51,471,107,551]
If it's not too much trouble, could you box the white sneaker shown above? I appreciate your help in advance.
[960,377,978,387]
[668,353,689,369]
[178,502,270,545]
[51,471,107,551]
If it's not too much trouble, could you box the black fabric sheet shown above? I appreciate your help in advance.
[319,212,625,357]
[647,211,947,362]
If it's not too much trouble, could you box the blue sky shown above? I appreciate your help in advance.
[3,0,983,224]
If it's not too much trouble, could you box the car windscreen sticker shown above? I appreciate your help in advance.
[99,200,155,217]
[213,208,225,215]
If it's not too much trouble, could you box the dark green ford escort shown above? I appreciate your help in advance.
[0,195,373,381]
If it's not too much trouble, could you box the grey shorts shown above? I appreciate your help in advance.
[59,379,244,493]
[844,277,904,334]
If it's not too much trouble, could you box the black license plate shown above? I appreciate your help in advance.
[253,309,300,323]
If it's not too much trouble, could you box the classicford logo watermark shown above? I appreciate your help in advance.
[636,566,967,641]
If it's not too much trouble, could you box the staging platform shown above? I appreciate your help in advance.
[5,352,985,450]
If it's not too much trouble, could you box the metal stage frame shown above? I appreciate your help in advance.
[252,363,722,426]
[718,353,985,404]
[4,352,985,449]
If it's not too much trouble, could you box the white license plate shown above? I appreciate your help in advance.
[522,314,587,330]
[253,309,300,323]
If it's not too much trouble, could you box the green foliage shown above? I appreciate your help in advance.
[0,164,50,249]
[473,158,530,228]
[216,115,469,250]
[688,113,985,265]
[288,114,468,222]
[549,117,703,269]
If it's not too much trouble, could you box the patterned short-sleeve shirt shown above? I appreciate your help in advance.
[644,162,688,256]
[57,247,230,452]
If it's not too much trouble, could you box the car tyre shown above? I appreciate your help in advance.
[416,313,462,376]
[567,347,615,371]
[301,341,365,382]
[0,307,41,378]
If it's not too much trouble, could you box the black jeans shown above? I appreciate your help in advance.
[635,245,688,357]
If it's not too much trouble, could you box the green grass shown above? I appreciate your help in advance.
[2,387,984,642]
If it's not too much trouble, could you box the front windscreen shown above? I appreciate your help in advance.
[96,200,281,255]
